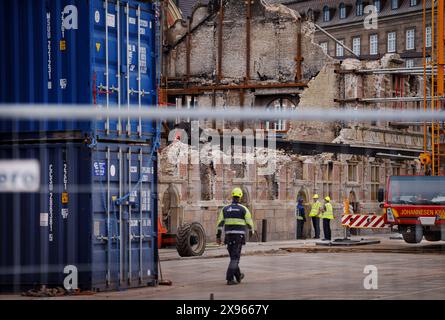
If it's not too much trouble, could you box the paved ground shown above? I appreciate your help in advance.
[1,235,445,300]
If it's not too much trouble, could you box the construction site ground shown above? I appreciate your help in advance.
[1,234,444,300]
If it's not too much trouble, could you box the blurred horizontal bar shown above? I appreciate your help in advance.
[0,104,445,122]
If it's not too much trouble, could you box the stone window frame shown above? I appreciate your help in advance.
[387,31,397,53]
[321,162,334,200]
[347,162,359,183]
[391,163,402,176]
[370,164,380,201]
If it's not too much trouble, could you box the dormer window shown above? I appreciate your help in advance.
[323,6,330,22]
[374,0,381,12]
[339,3,346,19]
[356,0,364,16]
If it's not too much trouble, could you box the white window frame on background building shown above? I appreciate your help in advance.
[352,37,361,56]
[406,29,415,50]
[336,39,345,57]
[410,0,418,6]
[391,0,399,10]
[426,26,432,48]
[387,32,396,53]
[370,34,378,55]
[406,59,414,68]
[264,98,296,132]
[320,41,328,54]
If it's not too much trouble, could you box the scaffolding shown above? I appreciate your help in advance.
[425,0,444,176]
[345,0,445,176]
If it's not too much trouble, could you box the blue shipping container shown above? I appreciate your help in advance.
[0,142,158,292]
[0,0,158,141]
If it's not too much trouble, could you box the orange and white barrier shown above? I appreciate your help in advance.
[341,214,387,229]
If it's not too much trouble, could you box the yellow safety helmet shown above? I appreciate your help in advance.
[313,194,319,199]
[231,187,243,198]
[325,196,331,202]
[419,153,431,165]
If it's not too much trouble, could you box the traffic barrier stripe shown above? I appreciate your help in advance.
[341,214,387,229]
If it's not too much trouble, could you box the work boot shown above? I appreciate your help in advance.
[236,273,245,283]
[227,280,238,285]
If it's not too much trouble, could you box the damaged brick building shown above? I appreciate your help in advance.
[158,0,425,241]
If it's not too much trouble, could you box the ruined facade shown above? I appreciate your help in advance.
[158,0,424,242]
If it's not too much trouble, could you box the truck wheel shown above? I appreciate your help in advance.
[424,231,442,242]
[401,225,423,244]
[176,222,206,257]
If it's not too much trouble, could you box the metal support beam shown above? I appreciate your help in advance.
[166,82,308,95]
[217,0,224,84]
[314,23,359,58]
[295,22,303,81]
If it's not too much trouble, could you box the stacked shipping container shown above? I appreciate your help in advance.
[0,0,159,292]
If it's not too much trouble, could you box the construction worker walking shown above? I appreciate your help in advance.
[309,194,322,239]
[322,196,334,241]
[216,187,255,285]
[295,198,306,239]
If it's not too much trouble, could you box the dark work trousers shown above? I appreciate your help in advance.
[323,219,331,240]
[311,217,320,238]
[296,220,305,239]
[225,234,245,282]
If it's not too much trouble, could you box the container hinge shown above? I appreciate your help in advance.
[96,235,109,242]
[132,234,145,240]
[129,89,146,96]
[98,84,119,94]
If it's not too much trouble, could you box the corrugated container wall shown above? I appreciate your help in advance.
[0,0,157,142]
[0,142,159,291]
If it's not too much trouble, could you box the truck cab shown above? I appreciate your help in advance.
[378,176,445,243]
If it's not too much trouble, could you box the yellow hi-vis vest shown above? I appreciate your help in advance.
[309,201,322,217]
[322,203,334,219]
